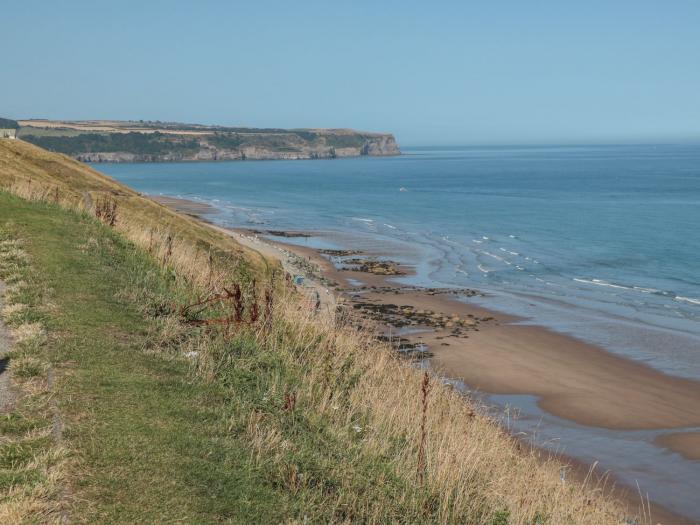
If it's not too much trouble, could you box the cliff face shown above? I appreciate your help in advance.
[18,121,400,163]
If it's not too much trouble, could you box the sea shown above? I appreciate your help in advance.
[95,144,700,519]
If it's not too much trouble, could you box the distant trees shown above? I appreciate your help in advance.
[0,118,19,129]
[209,132,244,150]
[19,127,376,158]
[22,132,199,155]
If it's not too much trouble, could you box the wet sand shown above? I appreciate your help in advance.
[656,432,700,461]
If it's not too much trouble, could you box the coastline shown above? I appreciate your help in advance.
[151,195,700,524]
[263,236,700,432]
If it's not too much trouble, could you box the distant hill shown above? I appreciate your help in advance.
[17,119,400,162]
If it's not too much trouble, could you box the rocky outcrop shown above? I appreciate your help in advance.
[361,135,400,156]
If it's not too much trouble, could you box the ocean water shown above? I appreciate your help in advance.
[96,145,700,518]
[96,144,700,379]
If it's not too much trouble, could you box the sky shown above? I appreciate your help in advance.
[2,0,699,146]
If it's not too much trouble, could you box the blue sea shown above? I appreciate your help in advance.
[96,144,700,518]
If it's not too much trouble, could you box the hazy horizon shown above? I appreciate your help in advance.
[3,1,699,146]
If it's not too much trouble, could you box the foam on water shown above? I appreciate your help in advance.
[676,296,700,306]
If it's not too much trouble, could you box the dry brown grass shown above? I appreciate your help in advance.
[0,445,69,525]
[0,139,637,523]
[0,139,275,289]
[233,295,630,524]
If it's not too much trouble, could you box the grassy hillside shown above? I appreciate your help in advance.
[0,194,285,522]
[0,139,273,285]
[0,139,634,523]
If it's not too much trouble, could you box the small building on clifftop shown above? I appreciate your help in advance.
[0,117,19,139]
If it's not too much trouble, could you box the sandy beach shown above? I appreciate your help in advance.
[655,432,700,461]
[269,239,700,431]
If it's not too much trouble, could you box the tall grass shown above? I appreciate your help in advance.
[0,139,636,523]
[210,292,629,523]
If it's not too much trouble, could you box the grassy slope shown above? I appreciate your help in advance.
[0,194,287,522]
[0,140,632,524]
[1,194,421,522]
[0,188,440,523]
[0,139,273,282]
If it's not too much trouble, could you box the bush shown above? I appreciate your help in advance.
[0,118,19,130]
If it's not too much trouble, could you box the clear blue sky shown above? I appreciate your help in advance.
[2,0,699,145]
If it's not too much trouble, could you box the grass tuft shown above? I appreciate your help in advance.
[9,357,45,380]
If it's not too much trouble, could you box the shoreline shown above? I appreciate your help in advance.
[266,236,700,432]
[655,432,700,461]
[248,234,700,525]
[152,195,700,524]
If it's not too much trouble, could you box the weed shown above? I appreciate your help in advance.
[417,370,430,484]
[94,195,117,227]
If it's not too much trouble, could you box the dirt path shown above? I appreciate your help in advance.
[0,281,14,412]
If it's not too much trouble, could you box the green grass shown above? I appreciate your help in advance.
[0,193,288,522]
[0,192,429,523]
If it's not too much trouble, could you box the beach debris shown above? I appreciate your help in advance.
[352,301,485,332]
[375,335,432,359]
[318,249,362,257]
[341,258,405,276]
[250,229,311,238]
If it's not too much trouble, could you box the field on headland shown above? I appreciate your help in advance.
[15,119,401,163]
[0,138,660,523]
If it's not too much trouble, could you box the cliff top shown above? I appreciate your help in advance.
[17,119,393,138]
[15,119,400,162]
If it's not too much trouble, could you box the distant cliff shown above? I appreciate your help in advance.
[18,120,400,162]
